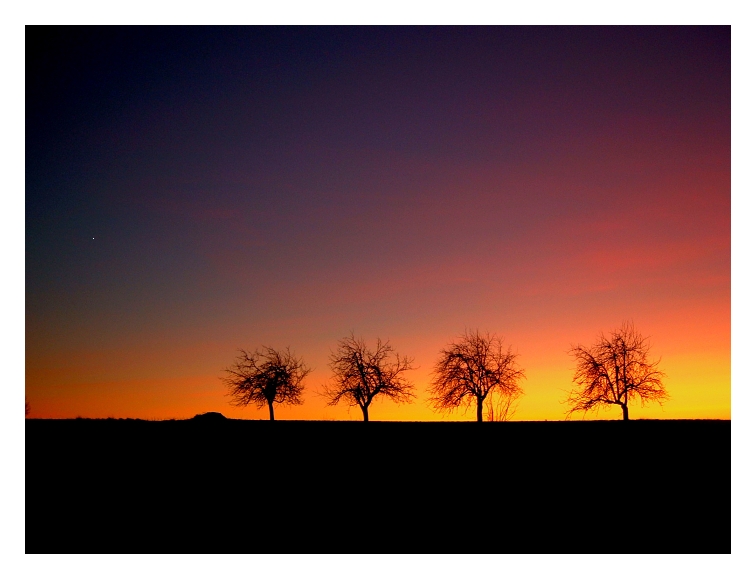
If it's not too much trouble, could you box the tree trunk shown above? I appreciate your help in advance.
[477,398,483,423]
[361,405,369,422]
[268,403,275,421]
[621,404,629,421]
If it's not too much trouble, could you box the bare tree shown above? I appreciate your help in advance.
[223,347,310,421]
[565,322,668,421]
[485,392,520,422]
[322,333,416,421]
[429,329,525,422]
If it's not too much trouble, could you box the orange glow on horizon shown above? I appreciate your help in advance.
[26,337,730,421]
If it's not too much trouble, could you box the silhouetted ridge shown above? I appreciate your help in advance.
[191,412,227,421]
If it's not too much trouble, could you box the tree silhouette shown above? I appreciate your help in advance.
[429,329,525,422]
[485,391,519,422]
[223,347,310,421]
[322,333,416,421]
[565,322,668,421]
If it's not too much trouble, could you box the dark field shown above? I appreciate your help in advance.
[26,418,730,554]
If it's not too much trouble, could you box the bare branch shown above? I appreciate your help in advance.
[485,391,520,422]
[564,322,668,420]
[222,347,310,420]
[321,333,416,421]
[428,329,525,422]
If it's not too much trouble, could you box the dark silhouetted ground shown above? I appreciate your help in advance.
[26,418,730,553]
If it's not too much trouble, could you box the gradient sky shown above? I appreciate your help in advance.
[25,26,730,421]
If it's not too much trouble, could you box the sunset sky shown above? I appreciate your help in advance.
[25,26,731,421]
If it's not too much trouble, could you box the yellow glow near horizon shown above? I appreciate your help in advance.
[27,348,730,421]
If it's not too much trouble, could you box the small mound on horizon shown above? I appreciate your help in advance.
[190,412,227,421]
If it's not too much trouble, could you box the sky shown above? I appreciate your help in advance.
[25,26,731,421]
